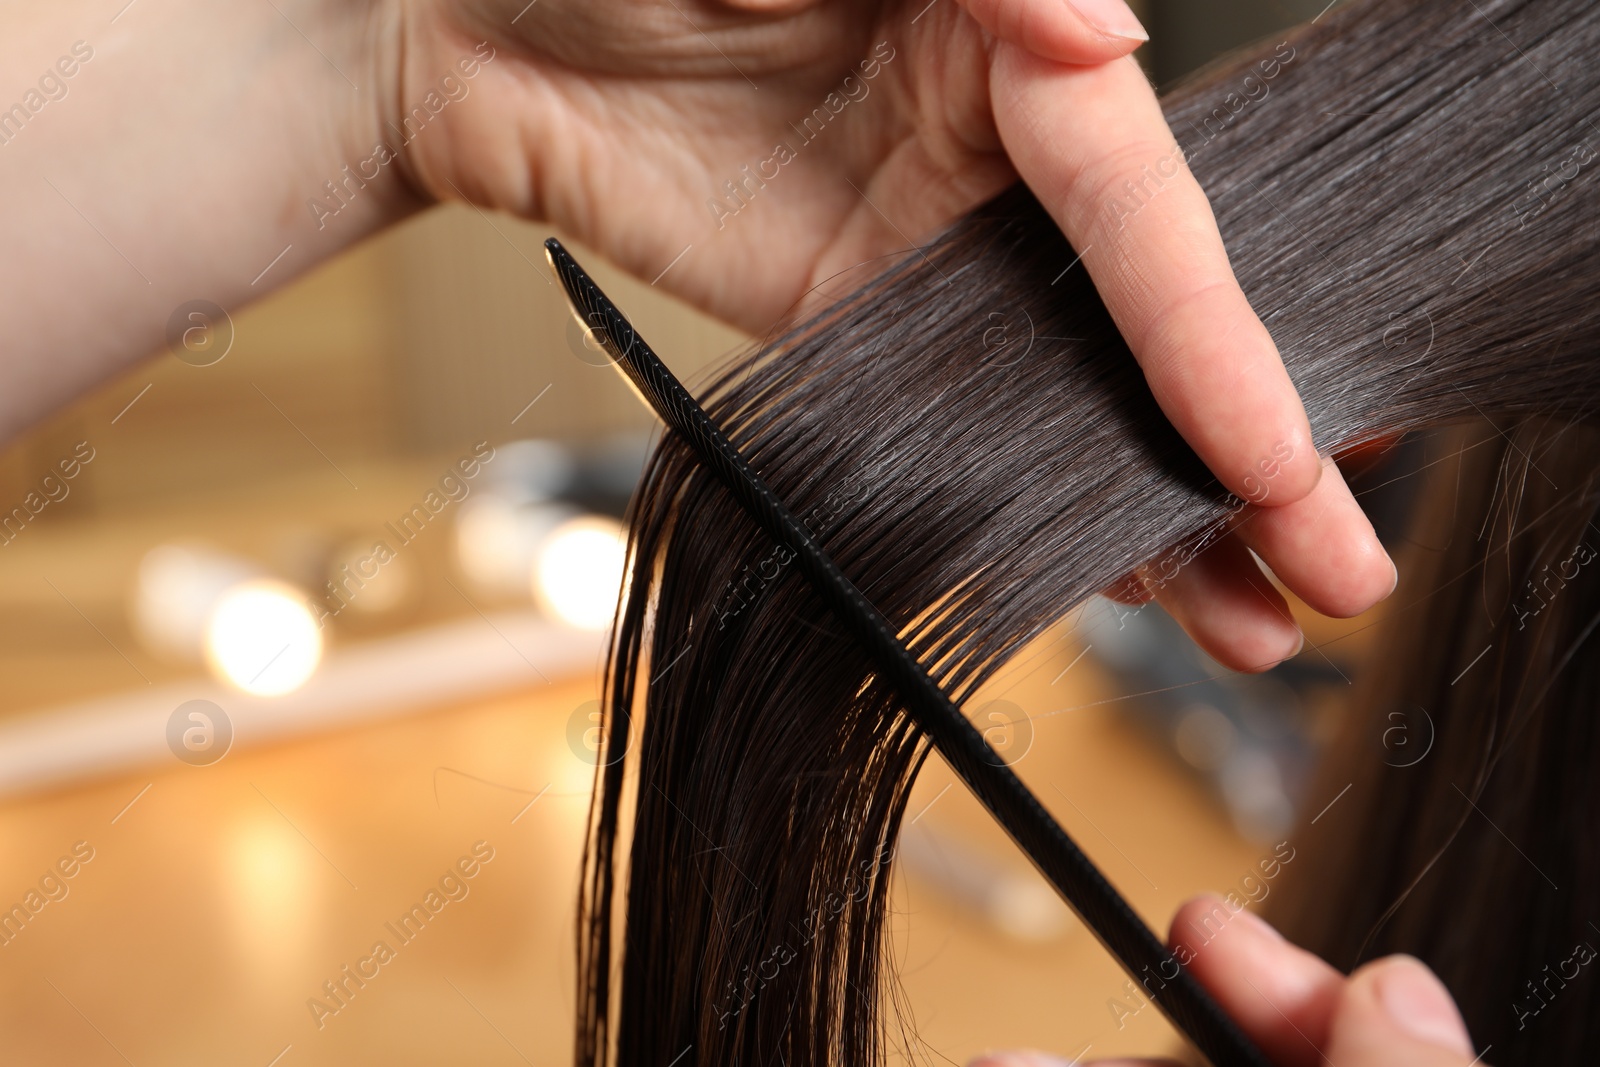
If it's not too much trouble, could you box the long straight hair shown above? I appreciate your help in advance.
[1269,419,1600,1064]
[577,0,1600,1063]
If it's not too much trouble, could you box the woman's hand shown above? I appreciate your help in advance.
[971,896,1481,1067]
[395,0,1395,669]
[0,0,1395,665]
[392,0,1122,333]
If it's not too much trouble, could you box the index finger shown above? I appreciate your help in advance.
[1168,897,1344,1067]
[988,47,1321,508]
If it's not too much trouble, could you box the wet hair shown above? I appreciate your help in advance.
[575,0,1600,1064]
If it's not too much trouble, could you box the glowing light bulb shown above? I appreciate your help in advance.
[533,516,627,630]
[204,579,323,696]
[132,543,259,661]
[455,496,574,597]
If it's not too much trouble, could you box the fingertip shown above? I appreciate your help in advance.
[1062,0,1149,47]
[1321,521,1397,618]
[1234,457,1397,619]
[1169,895,1285,952]
[1333,956,1476,1062]
[1149,538,1302,672]
[1167,896,1346,1064]
[963,0,1145,64]
[1244,624,1303,674]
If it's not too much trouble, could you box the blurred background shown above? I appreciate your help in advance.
[0,1,1389,1064]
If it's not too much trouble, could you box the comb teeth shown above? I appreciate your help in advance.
[541,236,1271,1067]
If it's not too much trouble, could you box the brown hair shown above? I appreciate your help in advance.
[1270,419,1600,1064]
[577,0,1600,1063]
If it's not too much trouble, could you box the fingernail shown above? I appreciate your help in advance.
[1277,626,1304,666]
[1064,0,1149,41]
[1376,956,1472,1054]
[1253,625,1303,673]
[1387,555,1400,596]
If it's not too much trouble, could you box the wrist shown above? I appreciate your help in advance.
[367,11,504,216]
[379,3,521,214]
[0,0,424,437]
[290,0,429,239]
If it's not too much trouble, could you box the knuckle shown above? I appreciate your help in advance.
[1134,278,1240,373]
[1054,138,1184,241]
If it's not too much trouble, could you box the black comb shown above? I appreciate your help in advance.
[544,237,1272,1067]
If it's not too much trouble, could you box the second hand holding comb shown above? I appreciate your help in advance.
[544,237,1272,1067]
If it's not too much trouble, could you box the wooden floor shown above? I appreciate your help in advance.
[0,619,1270,1067]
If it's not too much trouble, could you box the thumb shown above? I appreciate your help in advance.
[1326,956,1483,1066]
[955,0,1147,64]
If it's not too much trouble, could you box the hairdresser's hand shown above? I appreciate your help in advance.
[970,897,1483,1067]
[394,0,1393,673]
[1101,449,1396,672]
[394,0,1146,327]
[1,0,1389,664]
[0,0,1137,437]
[969,16,1399,671]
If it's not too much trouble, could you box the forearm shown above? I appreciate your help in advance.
[0,0,418,441]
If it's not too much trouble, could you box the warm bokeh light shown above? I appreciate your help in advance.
[204,579,324,696]
[132,542,261,661]
[533,515,627,630]
[987,877,1073,944]
[222,813,318,989]
[454,496,575,597]
[328,536,415,617]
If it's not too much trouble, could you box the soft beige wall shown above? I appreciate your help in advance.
[0,204,750,520]
[381,205,749,454]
